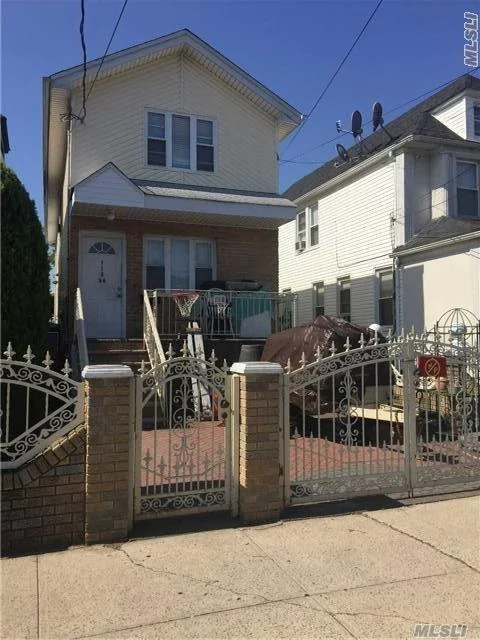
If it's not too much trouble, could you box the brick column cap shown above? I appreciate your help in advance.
[230,362,283,375]
[82,364,133,379]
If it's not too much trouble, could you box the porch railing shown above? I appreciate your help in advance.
[147,289,297,339]
[143,290,166,367]
[72,288,89,378]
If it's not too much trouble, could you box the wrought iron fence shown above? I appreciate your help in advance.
[147,289,297,339]
[1,343,84,469]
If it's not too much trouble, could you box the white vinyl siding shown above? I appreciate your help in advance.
[70,54,277,192]
[432,96,467,139]
[279,162,396,325]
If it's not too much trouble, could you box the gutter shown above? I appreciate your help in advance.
[391,230,480,258]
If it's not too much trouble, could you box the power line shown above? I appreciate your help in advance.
[85,0,129,105]
[281,0,384,158]
[282,66,480,165]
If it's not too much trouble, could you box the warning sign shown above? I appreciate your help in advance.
[417,355,447,378]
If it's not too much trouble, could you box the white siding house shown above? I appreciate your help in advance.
[44,29,302,339]
[280,74,480,334]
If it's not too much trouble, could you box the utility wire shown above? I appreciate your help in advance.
[282,66,480,165]
[281,0,384,157]
[79,0,87,122]
[85,0,129,104]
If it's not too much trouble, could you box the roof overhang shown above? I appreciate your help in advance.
[392,230,480,259]
[292,134,480,207]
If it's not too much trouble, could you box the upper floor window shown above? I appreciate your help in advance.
[456,161,479,217]
[337,277,351,322]
[474,106,480,137]
[145,237,215,290]
[146,111,215,172]
[313,281,325,317]
[295,202,319,252]
[377,269,393,326]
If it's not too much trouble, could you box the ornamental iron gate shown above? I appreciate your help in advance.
[284,333,480,505]
[135,345,231,518]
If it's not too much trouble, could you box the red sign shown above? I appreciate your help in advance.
[417,355,447,378]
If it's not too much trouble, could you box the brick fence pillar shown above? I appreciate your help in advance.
[230,362,284,524]
[82,365,134,544]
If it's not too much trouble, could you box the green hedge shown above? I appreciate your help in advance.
[1,164,51,359]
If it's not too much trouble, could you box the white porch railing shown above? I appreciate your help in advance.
[147,289,297,339]
[72,288,89,377]
[0,342,84,468]
[143,290,166,367]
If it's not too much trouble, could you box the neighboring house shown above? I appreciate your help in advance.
[1,115,10,162]
[44,29,302,340]
[279,74,480,334]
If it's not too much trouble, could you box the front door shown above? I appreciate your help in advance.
[80,235,124,338]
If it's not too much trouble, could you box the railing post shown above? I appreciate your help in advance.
[230,361,284,523]
[402,337,418,497]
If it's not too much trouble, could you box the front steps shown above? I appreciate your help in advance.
[87,339,147,372]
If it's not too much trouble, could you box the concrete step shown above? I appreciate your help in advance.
[87,338,147,368]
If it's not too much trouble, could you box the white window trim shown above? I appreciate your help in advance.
[144,109,217,174]
[143,235,217,290]
[295,202,319,253]
[376,268,394,328]
[312,281,325,317]
[337,276,351,321]
[455,159,479,217]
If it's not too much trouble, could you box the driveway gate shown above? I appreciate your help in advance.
[135,347,231,518]
[283,333,480,505]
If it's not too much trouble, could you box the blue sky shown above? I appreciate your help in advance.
[1,0,478,223]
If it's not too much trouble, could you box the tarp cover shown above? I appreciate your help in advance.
[261,315,382,369]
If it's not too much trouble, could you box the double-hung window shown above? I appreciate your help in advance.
[296,211,306,251]
[145,238,215,290]
[474,106,480,137]
[147,111,215,172]
[377,269,393,326]
[313,281,325,317]
[456,161,479,217]
[309,204,319,246]
[338,277,351,322]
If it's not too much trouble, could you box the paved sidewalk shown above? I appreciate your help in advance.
[2,495,480,640]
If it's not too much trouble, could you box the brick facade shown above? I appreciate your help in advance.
[1,425,86,555]
[83,365,134,544]
[67,215,278,338]
[231,362,284,523]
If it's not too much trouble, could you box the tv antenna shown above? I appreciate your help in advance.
[334,143,359,168]
[372,102,394,142]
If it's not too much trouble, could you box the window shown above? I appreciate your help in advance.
[196,120,214,172]
[337,277,351,322]
[377,270,393,326]
[147,113,166,167]
[309,204,319,246]
[313,281,324,317]
[146,111,215,172]
[145,237,215,290]
[88,242,115,255]
[474,106,480,137]
[456,161,479,217]
[296,211,306,250]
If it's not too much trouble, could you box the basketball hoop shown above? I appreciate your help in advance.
[171,291,200,320]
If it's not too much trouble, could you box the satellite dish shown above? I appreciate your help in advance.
[351,110,363,138]
[336,143,350,162]
[372,102,384,132]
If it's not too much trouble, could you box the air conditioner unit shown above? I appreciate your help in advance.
[295,240,306,251]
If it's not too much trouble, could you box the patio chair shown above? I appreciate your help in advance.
[203,289,235,338]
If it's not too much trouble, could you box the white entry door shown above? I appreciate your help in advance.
[80,236,124,338]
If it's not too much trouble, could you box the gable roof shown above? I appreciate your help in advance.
[392,217,480,255]
[283,74,480,202]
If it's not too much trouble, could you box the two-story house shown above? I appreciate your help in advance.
[44,29,302,343]
[279,74,480,335]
